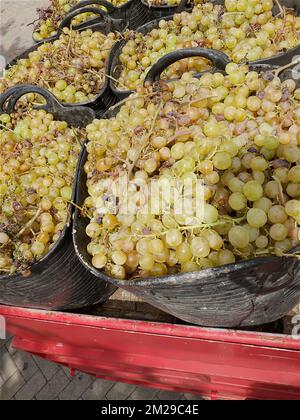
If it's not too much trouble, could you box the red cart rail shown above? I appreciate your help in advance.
[0,305,299,400]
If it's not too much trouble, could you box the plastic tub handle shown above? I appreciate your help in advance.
[176,0,189,13]
[145,48,231,83]
[0,85,62,114]
[59,6,110,30]
[0,84,96,128]
[69,0,117,14]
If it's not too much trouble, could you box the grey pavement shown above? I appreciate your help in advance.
[0,336,199,400]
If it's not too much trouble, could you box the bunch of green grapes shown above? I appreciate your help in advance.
[116,0,300,91]
[83,63,300,280]
[0,109,85,276]
[33,0,129,41]
[0,29,118,104]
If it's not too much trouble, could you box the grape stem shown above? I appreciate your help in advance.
[273,57,300,77]
[274,0,285,18]
[16,208,42,238]
[273,175,285,205]
[178,214,247,232]
[127,101,164,177]
[0,123,15,134]
[167,129,194,144]
[64,199,92,219]
[96,69,128,91]
[65,25,73,58]
[72,128,83,147]
[108,94,146,112]
[274,250,300,260]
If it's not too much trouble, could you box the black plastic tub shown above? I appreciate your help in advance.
[110,0,300,99]
[32,0,147,42]
[110,15,174,100]
[0,85,116,310]
[140,0,189,19]
[3,8,124,114]
[70,0,151,30]
[73,49,300,328]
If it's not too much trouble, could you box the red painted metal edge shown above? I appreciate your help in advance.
[1,305,299,400]
[0,305,299,350]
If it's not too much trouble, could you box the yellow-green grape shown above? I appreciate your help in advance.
[92,253,108,269]
[247,208,267,228]
[1,29,119,104]
[228,226,250,249]
[83,64,300,280]
[0,109,84,275]
[243,180,263,201]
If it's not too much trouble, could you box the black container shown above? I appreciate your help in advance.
[4,8,125,114]
[0,85,116,310]
[70,0,151,30]
[73,48,300,328]
[110,0,300,99]
[75,48,300,327]
[110,15,176,100]
[140,0,189,20]
[32,0,140,42]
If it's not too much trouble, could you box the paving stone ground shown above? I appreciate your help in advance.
[0,337,201,400]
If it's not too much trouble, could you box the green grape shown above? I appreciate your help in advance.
[229,192,247,211]
[213,152,232,170]
[270,224,288,241]
[268,205,288,224]
[165,229,183,248]
[190,237,211,258]
[288,166,300,184]
[228,226,250,249]
[247,208,267,228]
[243,180,263,201]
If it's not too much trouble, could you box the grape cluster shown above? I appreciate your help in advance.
[116,0,300,91]
[0,29,118,104]
[0,109,85,275]
[84,64,300,280]
[33,0,129,41]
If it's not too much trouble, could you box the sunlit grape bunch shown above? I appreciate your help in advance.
[116,0,300,91]
[0,110,85,275]
[33,0,129,41]
[0,29,118,104]
[83,63,300,280]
